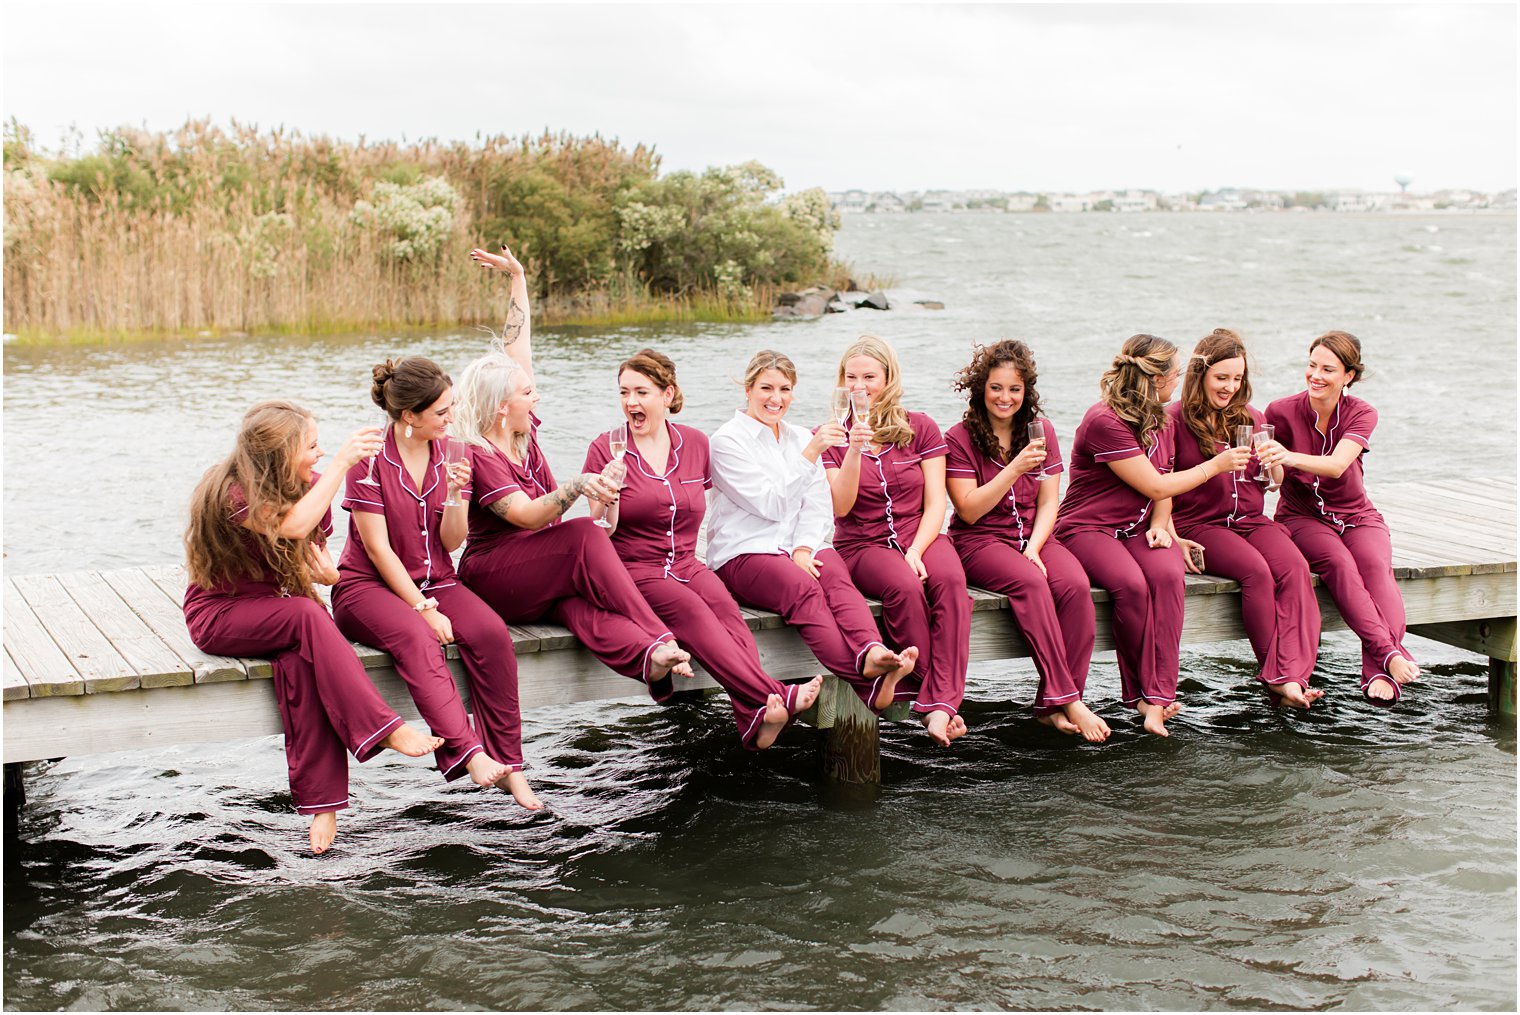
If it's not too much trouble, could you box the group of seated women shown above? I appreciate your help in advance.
[183,244,1415,853]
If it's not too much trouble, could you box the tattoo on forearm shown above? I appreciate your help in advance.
[543,479,584,515]
[500,296,527,347]
[488,493,521,522]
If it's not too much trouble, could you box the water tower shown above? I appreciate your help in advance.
[1394,174,1414,194]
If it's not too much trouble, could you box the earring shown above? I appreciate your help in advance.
[404,423,413,439]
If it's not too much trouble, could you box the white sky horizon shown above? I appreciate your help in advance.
[3,2,1515,196]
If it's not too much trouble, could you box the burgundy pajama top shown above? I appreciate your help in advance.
[1054,401,1174,540]
[583,421,711,583]
[338,427,459,591]
[944,418,1064,550]
[1266,391,1381,531]
[1167,402,1271,532]
[462,413,558,566]
[184,477,333,608]
[819,410,949,554]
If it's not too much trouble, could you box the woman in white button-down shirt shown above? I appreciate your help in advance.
[708,350,919,712]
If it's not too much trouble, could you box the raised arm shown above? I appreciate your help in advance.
[488,474,619,532]
[273,427,381,539]
[824,418,874,516]
[470,244,533,376]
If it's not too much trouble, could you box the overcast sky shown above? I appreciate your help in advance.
[4,2,1514,194]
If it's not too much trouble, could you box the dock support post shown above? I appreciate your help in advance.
[4,762,25,840]
[806,677,881,804]
[1408,617,1517,719]
[1489,658,1516,717]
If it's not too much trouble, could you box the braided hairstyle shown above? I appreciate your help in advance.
[1099,333,1178,447]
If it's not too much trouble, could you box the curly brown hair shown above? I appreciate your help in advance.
[184,401,323,601]
[1099,333,1177,448]
[1179,329,1254,459]
[953,339,1044,464]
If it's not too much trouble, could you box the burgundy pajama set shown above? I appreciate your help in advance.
[331,430,525,778]
[456,415,679,698]
[184,479,404,816]
[1168,402,1320,692]
[1055,402,1186,708]
[944,419,1096,715]
[583,422,798,750]
[706,411,891,710]
[819,411,969,721]
[1266,391,1410,704]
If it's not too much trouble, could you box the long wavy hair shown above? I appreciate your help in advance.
[185,401,322,601]
[1099,333,1178,447]
[836,335,913,447]
[452,351,530,457]
[1179,328,1254,458]
[953,339,1043,464]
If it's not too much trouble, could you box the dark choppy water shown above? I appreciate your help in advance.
[4,212,1516,1010]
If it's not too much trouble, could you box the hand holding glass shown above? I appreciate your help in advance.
[1252,424,1275,483]
[357,413,389,486]
[1233,424,1254,476]
[830,388,851,446]
[1027,420,1051,481]
[850,390,875,454]
[443,437,469,506]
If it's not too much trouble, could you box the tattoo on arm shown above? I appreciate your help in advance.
[488,492,524,522]
[541,479,584,516]
[500,296,527,347]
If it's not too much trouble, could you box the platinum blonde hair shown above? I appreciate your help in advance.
[453,351,530,457]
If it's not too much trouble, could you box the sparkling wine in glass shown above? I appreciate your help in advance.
[1233,424,1254,477]
[357,413,389,486]
[443,437,468,507]
[594,425,629,529]
[608,423,628,462]
[830,387,851,446]
[1027,420,1050,481]
[1252,424,1275,484]
[850,390,875,454]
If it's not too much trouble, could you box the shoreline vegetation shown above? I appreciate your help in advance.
[2,119,880,345]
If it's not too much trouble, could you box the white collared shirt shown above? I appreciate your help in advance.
[705,410,835,571]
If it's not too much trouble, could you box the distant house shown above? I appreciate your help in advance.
[870,192,907,213]
[1005,193,1039,212]
[1113,190,1158,212]
[920,190,956,212]
[1049,194,1089,212]
[834,189,869,213]
[1198,189,1248,212]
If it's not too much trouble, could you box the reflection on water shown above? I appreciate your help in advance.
[4,213,1516,1010]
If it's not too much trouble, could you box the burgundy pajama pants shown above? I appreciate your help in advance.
[1180,521,1320,689]
[838,535,969,719]
[186,594,402,815]
[716,548,888,709]
[634,566,793,750]
[461,518,676,697]
[1062,530,1185,707]
[1281,515,1410,693]
[333,578,522,777]
[955,536,1094,714]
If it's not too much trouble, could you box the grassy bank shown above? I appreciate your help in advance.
[3,120,849,343]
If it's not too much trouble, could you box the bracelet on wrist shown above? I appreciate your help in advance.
[413,597,439,613]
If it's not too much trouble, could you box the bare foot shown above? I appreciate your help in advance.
[465,752,512,788]
[923,709,965,746]
[862,644,900,679]
[790,675,824,714]
[670,661,695,679]
[872,646,919,710]
[1036,712,1082,735]
[1161,701,1183,721]
[1062,700,1111,742]
[1268,681,1324,710]
[649,640,691,682]
[1389,655,1420,685]
[309,812,337,855]
[1366,674,1398,702]
[496,770,544,811]
[381,723,444,757]
[1137,701,1173,737]
[755,693,790,750]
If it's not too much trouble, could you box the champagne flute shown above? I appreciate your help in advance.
[593,425,629,529]
[357,412,389,486]
[442,437,468,507]
[830,387,851,447]
[1252,424,1275,484]
[1027,420,1050,481]
[1233,424,1254,477]
[850,390,874,454]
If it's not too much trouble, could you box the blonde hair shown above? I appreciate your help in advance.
[1099,333,1178,447]
[452,351,530,457]
[836,335,913,447]
[741,349,798,389]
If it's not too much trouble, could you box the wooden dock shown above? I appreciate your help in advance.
[4,479,1515,782]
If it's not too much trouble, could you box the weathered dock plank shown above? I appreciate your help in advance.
[99,569,249,684]
[3,583,86,697]
[3,650,30,702]
[55,571,194,689]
